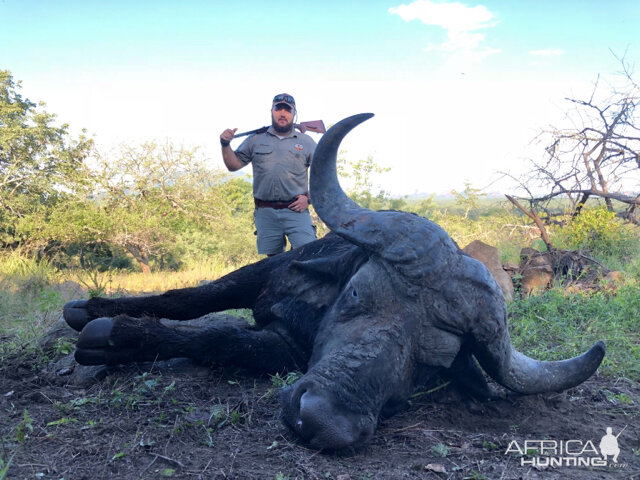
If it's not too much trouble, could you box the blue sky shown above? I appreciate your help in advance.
[1,1,639,194]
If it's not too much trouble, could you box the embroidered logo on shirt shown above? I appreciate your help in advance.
[294,144,304,151]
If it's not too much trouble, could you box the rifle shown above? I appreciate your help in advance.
[615,425,627,438]
[233,120,326,138]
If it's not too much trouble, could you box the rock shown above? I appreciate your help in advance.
[38,315,79,354]
[502,262,519,273]
[519,248,554,296]
[463,240,514,302]
[40,352,110,386]
[69,364,110,385]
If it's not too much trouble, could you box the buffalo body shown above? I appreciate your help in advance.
[64,114,605,450]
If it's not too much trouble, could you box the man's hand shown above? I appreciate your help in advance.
[288,195,309,212]
[220,128,244,172]
[220,128,237,146]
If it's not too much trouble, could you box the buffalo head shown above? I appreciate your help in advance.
[279,113,605,450]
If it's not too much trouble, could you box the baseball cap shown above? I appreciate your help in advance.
[272,93,296,110]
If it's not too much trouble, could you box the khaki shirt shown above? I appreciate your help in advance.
[235,126,317,202]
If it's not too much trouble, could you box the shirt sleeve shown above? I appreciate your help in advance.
[234,136,253,165]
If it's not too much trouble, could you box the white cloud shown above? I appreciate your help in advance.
[389,0,496,32]
[530,49,566,57]
[390,0,499,62]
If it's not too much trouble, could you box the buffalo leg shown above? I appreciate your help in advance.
[74,315,307,374]
[447,349,496,401]
[64,259,273,331]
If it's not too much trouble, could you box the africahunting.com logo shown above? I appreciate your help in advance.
[505,426,628,469]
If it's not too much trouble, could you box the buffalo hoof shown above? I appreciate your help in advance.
[75,316,165,366]
[75,317,115,365]
[63,300,91,332]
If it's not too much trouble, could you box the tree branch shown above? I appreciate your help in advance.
[505,195,554,251]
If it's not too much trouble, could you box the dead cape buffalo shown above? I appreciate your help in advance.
[63,113,605,450]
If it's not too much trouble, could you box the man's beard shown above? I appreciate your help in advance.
[272,119,294,134]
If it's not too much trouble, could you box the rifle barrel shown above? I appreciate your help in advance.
[233,126,269,138]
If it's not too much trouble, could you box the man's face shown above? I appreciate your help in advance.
[271,104,295,133]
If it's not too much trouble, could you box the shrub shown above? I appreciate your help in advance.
[558,206,640,259]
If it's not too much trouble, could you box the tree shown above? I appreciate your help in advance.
[510,55,640,225]
[85,141,257,272]
[405,195,436,219]
[451,181,486,219]
[0,72,262,271]
[0,70,93,246]
[337,153,398,210]
[19,140,258,272]
[89,141,226,273]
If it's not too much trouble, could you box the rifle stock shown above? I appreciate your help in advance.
[296,120,326,134]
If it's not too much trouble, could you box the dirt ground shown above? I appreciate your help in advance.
[1,343,638,480]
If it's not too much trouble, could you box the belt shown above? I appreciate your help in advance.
[254,198,295,209]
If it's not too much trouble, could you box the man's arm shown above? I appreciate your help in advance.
[220,128,244,172]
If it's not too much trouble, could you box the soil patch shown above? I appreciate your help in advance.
[1,350,638,480]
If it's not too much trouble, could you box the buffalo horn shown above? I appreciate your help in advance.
[310,113,460,282]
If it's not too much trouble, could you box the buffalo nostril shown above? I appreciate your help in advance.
[284,387,373,449]
[298,391,329,436]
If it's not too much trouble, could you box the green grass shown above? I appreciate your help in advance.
[0,454,11,480]
[508,284,640,378]
[0,269,66,362]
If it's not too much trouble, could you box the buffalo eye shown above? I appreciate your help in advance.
[339,284,363,317]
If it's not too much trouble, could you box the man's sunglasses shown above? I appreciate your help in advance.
[273,94,295,105]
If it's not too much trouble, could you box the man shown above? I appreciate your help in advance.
[220,93,317,256]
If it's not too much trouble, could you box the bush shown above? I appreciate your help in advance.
[0,252,57,293]
[557,206,640,259]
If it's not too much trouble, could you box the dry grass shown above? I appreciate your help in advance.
[69,259,246,296]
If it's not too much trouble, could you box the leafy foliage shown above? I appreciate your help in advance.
[451,181,487,220]
[556,206,640,259]
[12,138,258,274]
[0,70,93,246]
[337,152,397,210]
[0,71,261,274]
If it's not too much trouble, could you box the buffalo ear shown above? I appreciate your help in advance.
[269,252,365,316]
[290,257,344,280]
[282,258,349,309]
[416,325,463,369]
[290,242,367,281]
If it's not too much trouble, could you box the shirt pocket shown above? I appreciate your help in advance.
[288,151,309,175]
[253,145,273,156]
[251,145,274,178]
